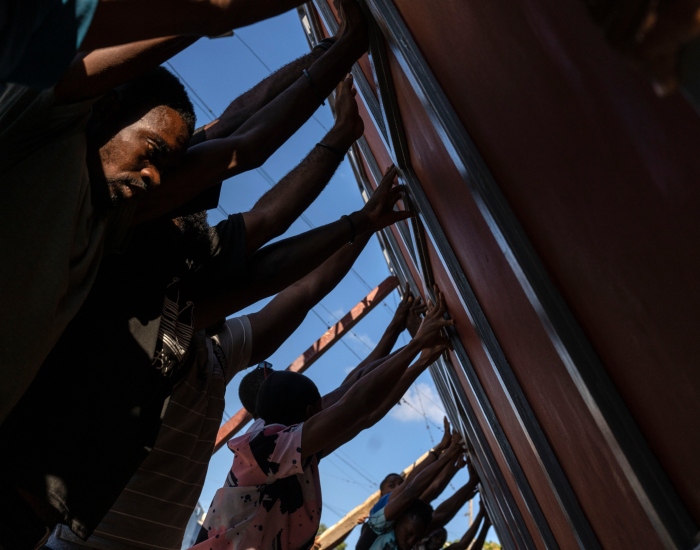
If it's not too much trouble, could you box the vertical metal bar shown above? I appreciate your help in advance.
[361,0,697,547]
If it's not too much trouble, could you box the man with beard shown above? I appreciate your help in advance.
[0,0,368,428]
[0,3,379,547]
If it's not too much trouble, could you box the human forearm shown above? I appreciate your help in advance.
[301,343,422,459]
[420,459,460,504]
[229,31,364,171]
[473,514,491,549]
[55,36,198,103]
[447,510,485,550]
[320,354,433,456]
[242,127,352,254]
[338,348,401,388]
[431,479,478,529]
[362,354,434,428]
[192,213,360,329]
[245,235,370,365]
[384,445,459,521]
[198,49,326,141]
[361,316,404,366]
[81,0,312,51]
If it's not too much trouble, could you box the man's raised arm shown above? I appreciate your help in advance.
[80,0,335,51]
[241,76,363,255]
[299,291,453,460]
[419,452,466,504]
[192,166,409,329]
[429,462,479,531]
[382,435,463,522]
[244,232,372,365]
[445,507,486,550]
[133,0,368,224]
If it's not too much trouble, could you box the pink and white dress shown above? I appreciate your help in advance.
[189,422,322,550]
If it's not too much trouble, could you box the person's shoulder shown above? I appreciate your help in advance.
[370,493,390,514]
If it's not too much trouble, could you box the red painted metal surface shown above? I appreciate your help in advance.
[306,0,700,546]
[213,276,398,452]
[390,0,700,525]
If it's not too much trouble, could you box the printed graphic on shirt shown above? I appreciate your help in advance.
[153,277,195,376]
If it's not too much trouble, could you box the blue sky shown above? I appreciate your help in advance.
[168,10,496,547]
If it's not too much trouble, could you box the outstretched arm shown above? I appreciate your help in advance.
[245,232,372,365]
[300,291,453,460]
[55,36,198,104]
[321,349,402,410]
[402,417,452,484]
[133,0,368,224]
[445,507,486,550]
[349,286,415,374]
[337,286,415,388]
[471,513,491,550]
[429,462,479,530]
[81,0,330,51]
[419,453,466,504]
[242,76,363,256]
[192,166,410,329]
[56,34,328,124]
[383,435,463,522]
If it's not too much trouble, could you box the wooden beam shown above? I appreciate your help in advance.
[214,276,399,452]
[316,452,430,550]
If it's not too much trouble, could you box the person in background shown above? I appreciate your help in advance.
[363,430,466,550]
[191,289,454,550]
[415,462,480,550]
[356,417,464,550]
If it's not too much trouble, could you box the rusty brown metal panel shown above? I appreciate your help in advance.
[385,47,661,549]
[391,0,700,527]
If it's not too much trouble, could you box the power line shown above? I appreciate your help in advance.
[310,308,363,361]
[334,455,378,486]
[336,449,378,485]
[400,397,442,430]
[322,470,373,489]
[415,385,435,445]
[323,501,347,520]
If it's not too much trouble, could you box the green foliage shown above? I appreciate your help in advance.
[483,541,501,550]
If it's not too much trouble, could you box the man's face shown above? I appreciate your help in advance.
[96,106,189,205]
[394,516,428,550]
[381,475,404,495]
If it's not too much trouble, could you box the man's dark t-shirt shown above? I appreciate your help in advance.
[0,213,245,540]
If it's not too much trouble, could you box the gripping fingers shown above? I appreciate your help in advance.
[379,164,398,187]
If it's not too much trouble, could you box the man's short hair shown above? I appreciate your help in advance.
[379,473,403,492]
[115,67,196,137]
[239,366,275,415]
[256,371,321,426]
[404,499,433,528]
